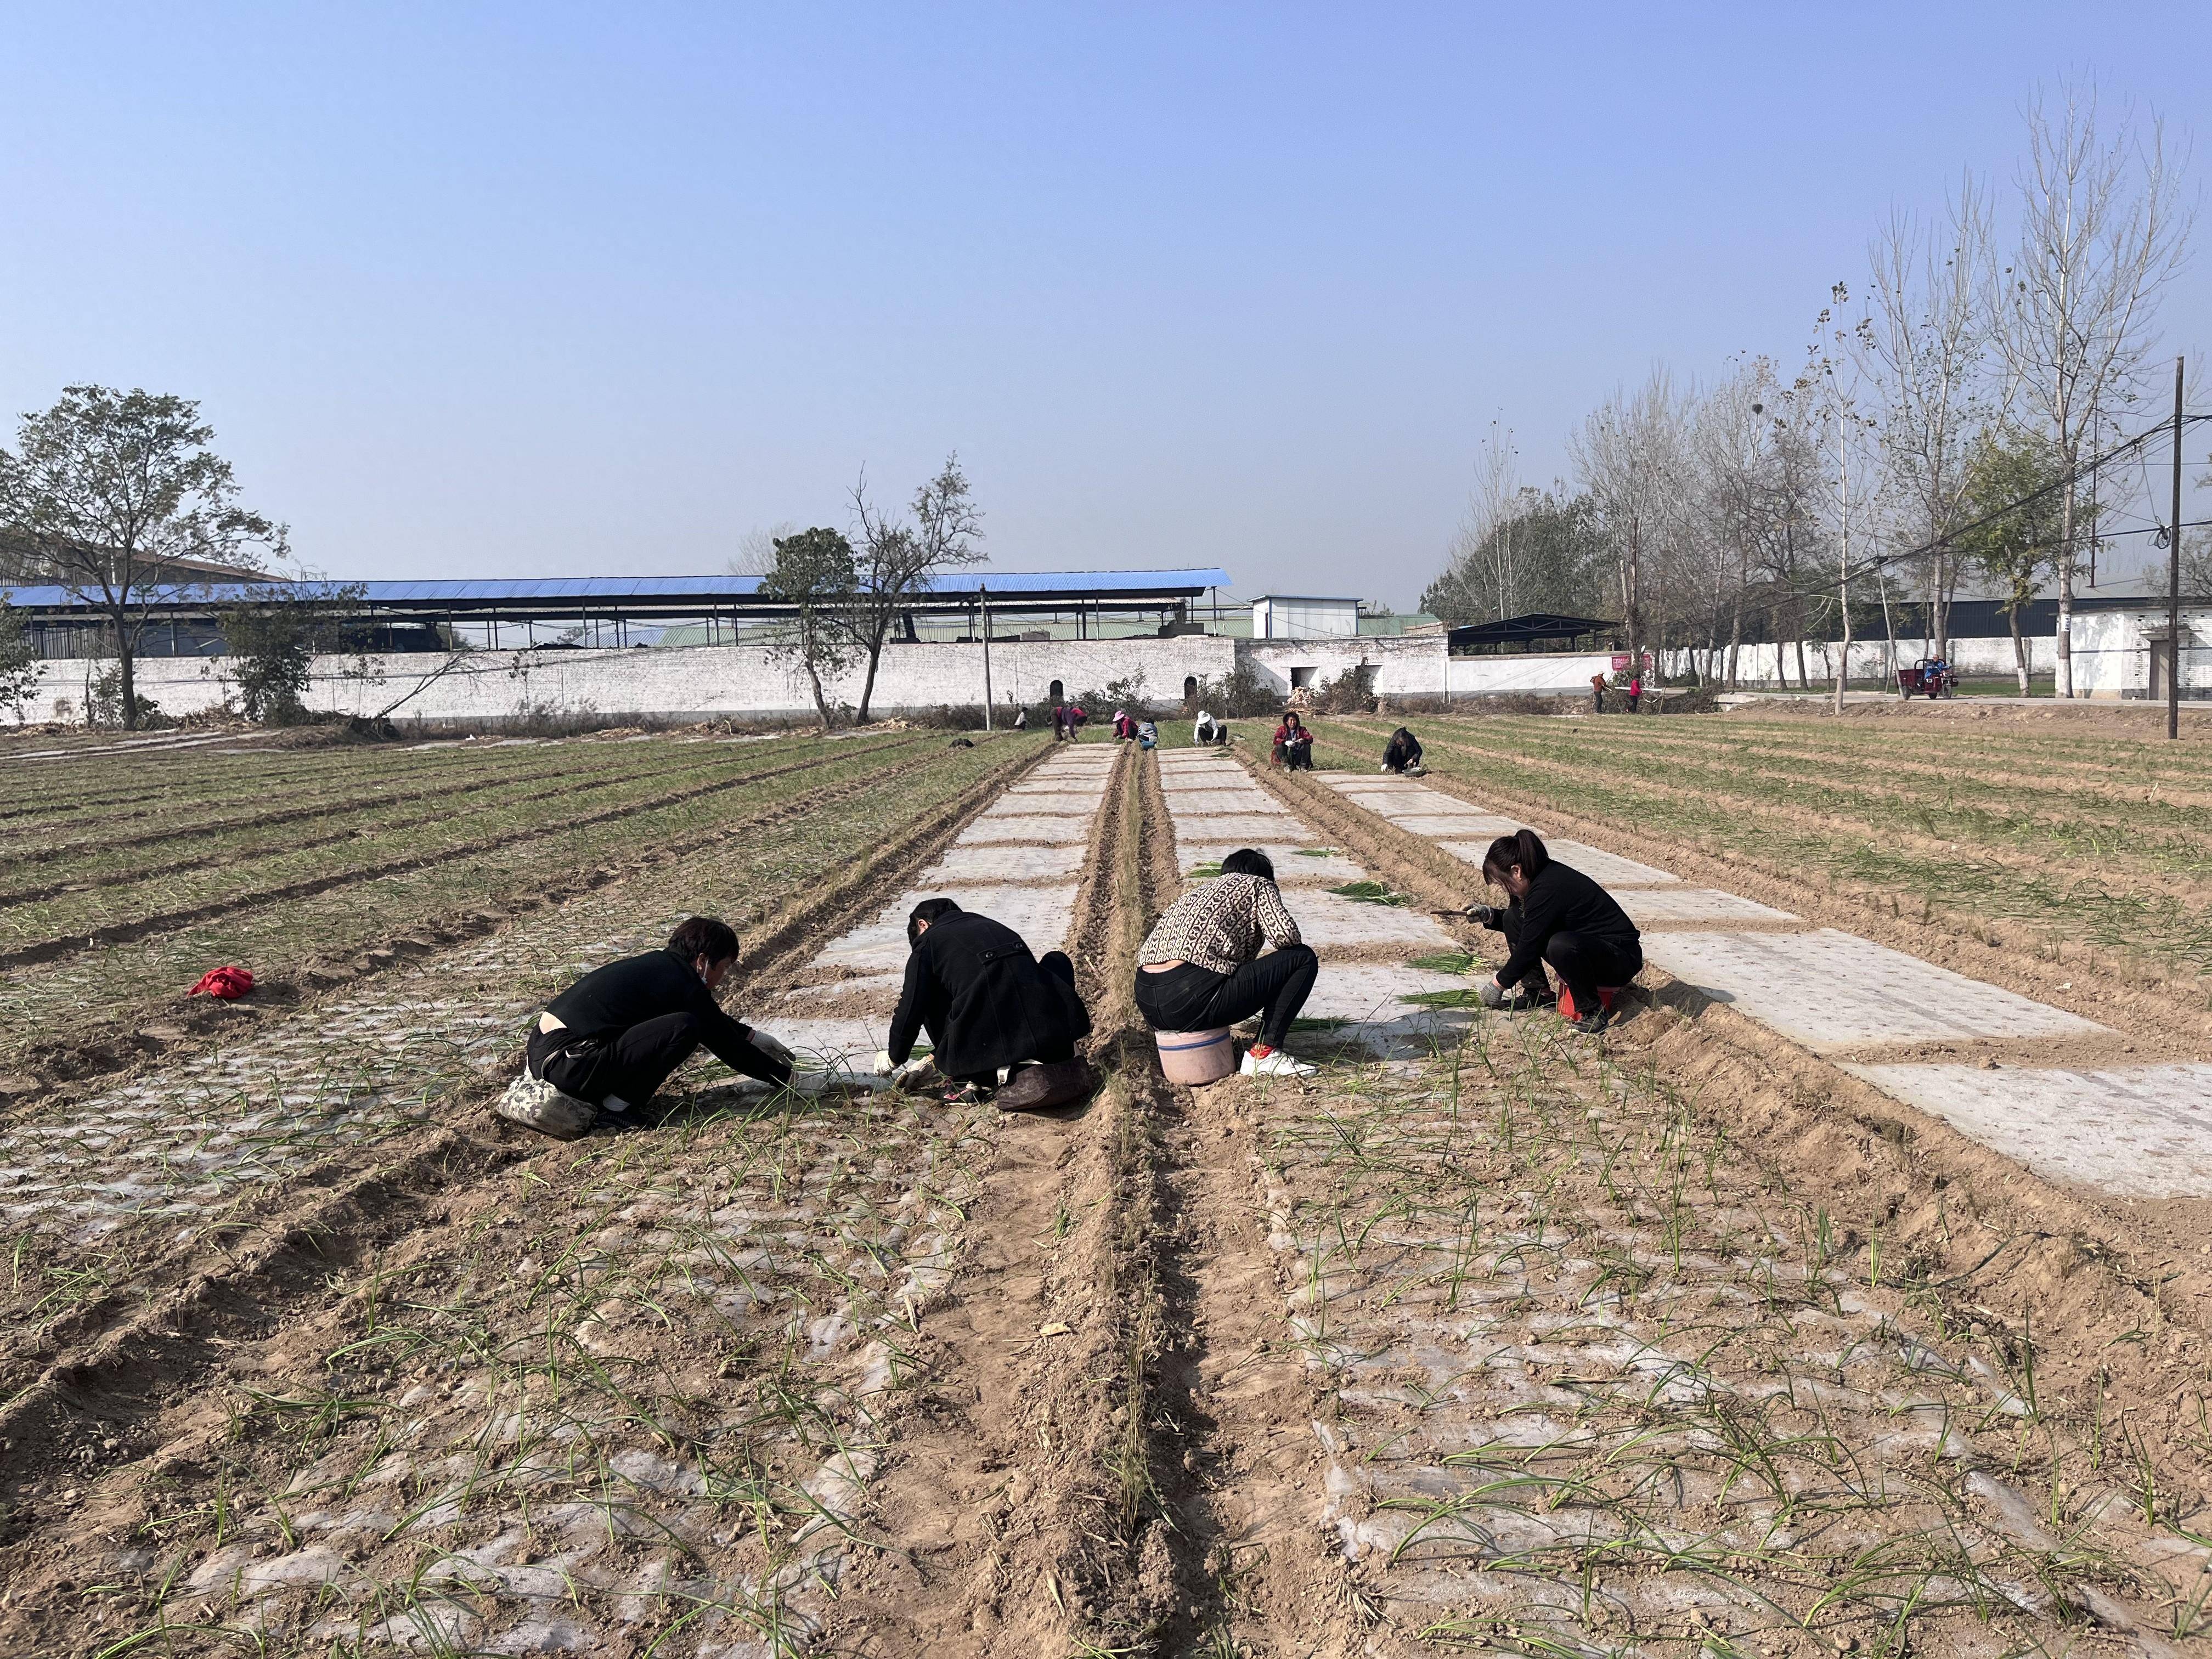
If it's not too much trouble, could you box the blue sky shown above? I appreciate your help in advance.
[3,4,2207,608]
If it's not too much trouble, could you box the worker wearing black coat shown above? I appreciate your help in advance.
[1380,727,1423,774]
[887,900,1092,1091]
[1465,830,1641,1033]
[530,915,794,1126]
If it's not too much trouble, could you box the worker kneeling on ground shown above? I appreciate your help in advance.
[1136,848,1320,1078]
[1380,726,1424,775]
[1463,830,1641,1034]
[499,915,796,1138]
[877,899,1096,1110]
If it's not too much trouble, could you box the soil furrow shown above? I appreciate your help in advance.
[6,738,778,880]
[0,735,1051,1558]
[0,737,936,1104]
[0,735,929,969]
[1268,757,2212,1546]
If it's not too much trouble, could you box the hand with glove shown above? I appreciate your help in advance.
[750,1030,796,1069]
[871,1048,897,1077]
[1464,903,1500,928]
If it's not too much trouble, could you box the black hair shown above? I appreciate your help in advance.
[667,915,741,965]
[1391,726,1414,742]
[1220,847,1276,884]
[907,896,962,948]
[1481,830,1549,887]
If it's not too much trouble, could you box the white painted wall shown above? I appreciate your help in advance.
[1663,634,2058,685]
[24,635,1243,726]
[2070,608,2212,697]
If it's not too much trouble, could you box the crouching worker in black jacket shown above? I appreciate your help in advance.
[522,915,795,1132]
[881,899,1095,1111]
[1464,830,1641,1034]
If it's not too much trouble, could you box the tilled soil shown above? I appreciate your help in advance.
[5,728,2210,1655]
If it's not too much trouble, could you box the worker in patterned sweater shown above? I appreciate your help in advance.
[1135,849,1321,1077]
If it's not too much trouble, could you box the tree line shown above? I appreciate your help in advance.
[1423,86,2202,702]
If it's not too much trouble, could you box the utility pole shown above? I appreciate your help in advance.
[981,585,995,731]
[2170,358,2184,742]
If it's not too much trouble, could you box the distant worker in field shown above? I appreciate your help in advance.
[1590,673,1606,714]
[1272,711,1313,770]
[1627,673,1643,713]
[877,899,1094,1110]
[1136,717,1158,750]
[1051,699,1072,741]
[1193,709,1225,745]
[1462,830,1640,1035]
[1013,706,1028,730]
[1136,848,1319,1077]
[502,916,796,1137]
[1380,727,1424,775]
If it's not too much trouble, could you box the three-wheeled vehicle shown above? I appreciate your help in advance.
[1897,658,1957,698]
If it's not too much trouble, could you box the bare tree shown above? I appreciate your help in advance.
[729,521,798,578]
[0,388,284,728]
[1863,179,2001,661]
[1450,422,1524,622]
[1571,370,1687,677]
[1795,286,1889,713]
[1995,84,2192,696]
[1689,359,1787,686]
[847,454,985,723]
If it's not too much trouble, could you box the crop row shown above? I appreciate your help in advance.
[5,731,748,835]
[1338,714,2212,881]
[1255,1028,2209,1651]
[46,1085,999,1657]
[8,736,762,873]
[0,732,973,1068]
[1328,716,2212,982]
[5,736,563,825]
[1,737,911,936]
[0,734,1021,1368]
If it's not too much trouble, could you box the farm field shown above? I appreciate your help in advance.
[1315,708,2212,1005]
[3,717,2210,1656]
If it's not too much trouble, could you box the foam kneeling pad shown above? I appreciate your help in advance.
[995,1059,1098,1114]
[494,1073,598,1141]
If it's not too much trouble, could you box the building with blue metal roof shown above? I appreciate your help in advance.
[6,568,1237,656]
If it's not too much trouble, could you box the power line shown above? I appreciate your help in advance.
[1703,409,2211,632]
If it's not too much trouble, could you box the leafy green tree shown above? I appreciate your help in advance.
[1954,431,2071,695]
[760,527,859,729]
[1423,488,1609,627]
[0,592,40,723]
[219,589,364,723]
[0,387,285,727]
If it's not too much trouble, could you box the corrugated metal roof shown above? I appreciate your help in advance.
[4,568,1234,611]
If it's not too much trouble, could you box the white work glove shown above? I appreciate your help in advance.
[751,1031,795,1068]
[871,1048,898,1077]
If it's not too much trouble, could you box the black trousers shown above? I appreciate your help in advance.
[1497,907,1641,1012]
[1134,945,1319,1050]
[940,951,1081,1087]
[528,1013,703,1113]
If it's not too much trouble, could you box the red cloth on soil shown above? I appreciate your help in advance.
[187,965,255,999]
